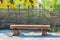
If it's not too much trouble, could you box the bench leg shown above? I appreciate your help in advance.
[41,29,47,36]
[13,29,19,36]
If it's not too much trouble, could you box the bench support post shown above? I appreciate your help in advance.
[13,28,19,36]
[42,29,47,36]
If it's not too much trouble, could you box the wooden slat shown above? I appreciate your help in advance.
[10,25,51,30]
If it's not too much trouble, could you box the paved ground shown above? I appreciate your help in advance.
[0,30,60,40]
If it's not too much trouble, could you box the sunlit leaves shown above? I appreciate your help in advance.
[42,0,60,9]
[0,0,60,9]
[0,0,37,8]
[42,0,54,9]
[54,0,60,9]
[0,0,8,8]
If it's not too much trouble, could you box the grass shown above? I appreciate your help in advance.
[57,30,60,32]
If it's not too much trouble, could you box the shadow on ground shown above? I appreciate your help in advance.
[0,30,60,38]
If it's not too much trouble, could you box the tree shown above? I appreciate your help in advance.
[0,0,3,4]
[10,0,14,4]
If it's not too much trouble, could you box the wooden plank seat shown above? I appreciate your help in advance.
[10,25,51,36]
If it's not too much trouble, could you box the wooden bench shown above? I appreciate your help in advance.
[10,25,51,36]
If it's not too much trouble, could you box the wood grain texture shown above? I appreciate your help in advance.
[10,25,51,30]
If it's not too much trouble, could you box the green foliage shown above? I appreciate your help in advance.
[41,13,51,18]
[42,0,60,9]
[54,0,60,9]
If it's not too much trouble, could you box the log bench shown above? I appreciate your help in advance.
[10,25,51,36]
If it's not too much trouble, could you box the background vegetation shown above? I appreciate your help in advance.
[0,0,60,32]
